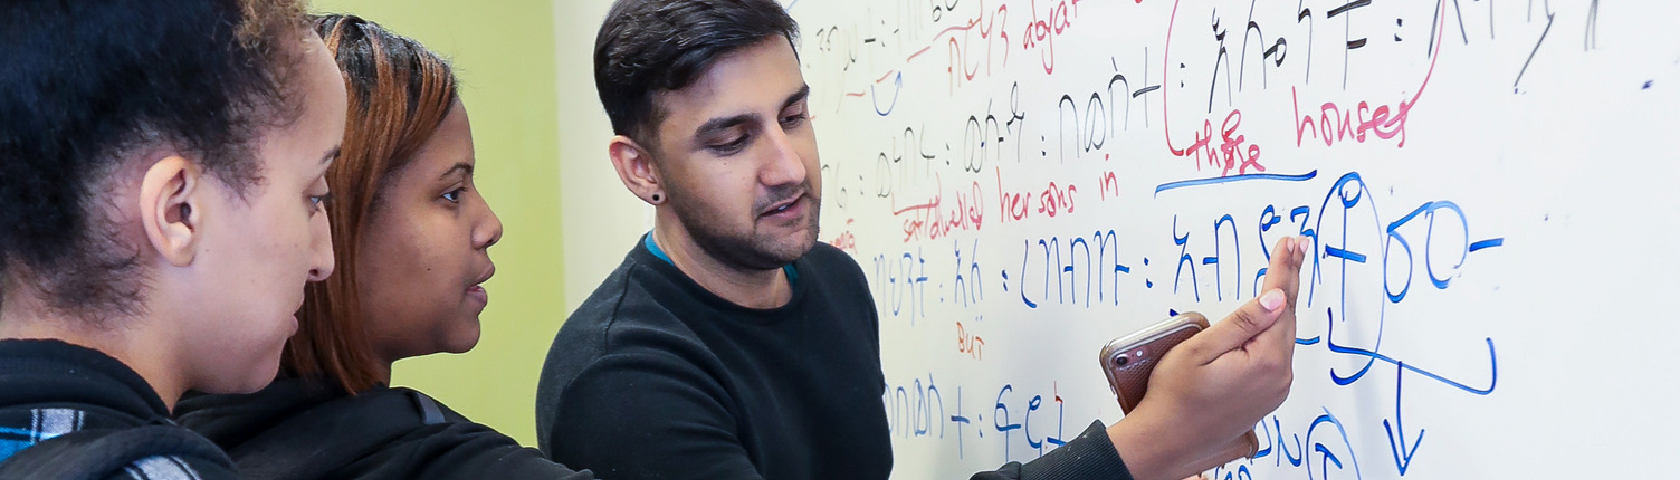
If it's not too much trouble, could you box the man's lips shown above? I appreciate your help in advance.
[759,193,807,218]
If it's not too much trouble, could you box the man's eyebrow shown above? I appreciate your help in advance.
[782,84,811,110]
[689,85,812,141]
[694,114,757,140]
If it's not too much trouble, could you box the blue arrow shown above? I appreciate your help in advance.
[1384,361,1425,475]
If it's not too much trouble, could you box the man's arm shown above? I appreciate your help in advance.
[969,236,1307,480]
[547,350,766,480]
[969,420,1134,480]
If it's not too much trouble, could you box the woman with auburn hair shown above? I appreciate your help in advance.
[175,14,595,480]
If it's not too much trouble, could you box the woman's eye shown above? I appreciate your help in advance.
[308,193,332,214]
[443,188,464,203]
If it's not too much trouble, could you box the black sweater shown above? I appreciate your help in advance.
[536,239,1133,480]
[175,378,595,480]
[0,339,236,480]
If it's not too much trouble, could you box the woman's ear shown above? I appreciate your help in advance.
[137,155,204,267]
[608,136,665,205]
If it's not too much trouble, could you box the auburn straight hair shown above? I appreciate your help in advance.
[285,13,459,393]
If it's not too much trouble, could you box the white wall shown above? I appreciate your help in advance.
[554,0,653,314]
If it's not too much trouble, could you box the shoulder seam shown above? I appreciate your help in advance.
[599,260,639,355]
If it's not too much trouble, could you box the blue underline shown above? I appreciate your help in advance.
[1154,171,1319,196]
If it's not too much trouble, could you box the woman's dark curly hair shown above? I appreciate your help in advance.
[0,0,309,319]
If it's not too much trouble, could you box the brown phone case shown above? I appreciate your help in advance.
[1100,311,1264,459]
[1099,312,1210,413]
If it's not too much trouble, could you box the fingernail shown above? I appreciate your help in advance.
[1296,237,1310,255]
[1260,289,1285,311]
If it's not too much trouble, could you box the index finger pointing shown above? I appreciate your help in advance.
[1254,236,1307,349]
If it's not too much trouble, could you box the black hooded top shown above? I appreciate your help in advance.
[175,377,595,480]
[0,338,236,480]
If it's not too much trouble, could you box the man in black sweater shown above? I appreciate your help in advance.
[0,0,346,478]
[537,1,1308,479]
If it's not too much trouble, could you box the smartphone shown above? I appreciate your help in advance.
[1098,312,1210,413]
[1101,312,1263,459]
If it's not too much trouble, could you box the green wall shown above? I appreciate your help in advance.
[310,0,563,446]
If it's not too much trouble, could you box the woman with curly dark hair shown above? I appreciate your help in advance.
[0,0,346,478]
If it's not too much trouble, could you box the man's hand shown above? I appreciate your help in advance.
[1106,236,1308,480]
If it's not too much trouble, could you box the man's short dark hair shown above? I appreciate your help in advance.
[594,0,799,146]
[0,0,307,318]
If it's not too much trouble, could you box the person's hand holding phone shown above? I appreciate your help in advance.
[1104,236,1308,480]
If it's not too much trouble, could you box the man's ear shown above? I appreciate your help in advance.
[137,155,204,268]
[608,136,665,205]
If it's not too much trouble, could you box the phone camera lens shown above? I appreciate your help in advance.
[1114,355,1129,367]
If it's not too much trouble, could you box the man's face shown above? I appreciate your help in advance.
[648,36,821,270]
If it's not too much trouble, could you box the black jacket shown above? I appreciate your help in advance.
[176,378,595,480]
[0,339,236,480]
[537,239,1132,480]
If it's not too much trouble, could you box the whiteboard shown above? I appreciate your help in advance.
[788,0,1680,478]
